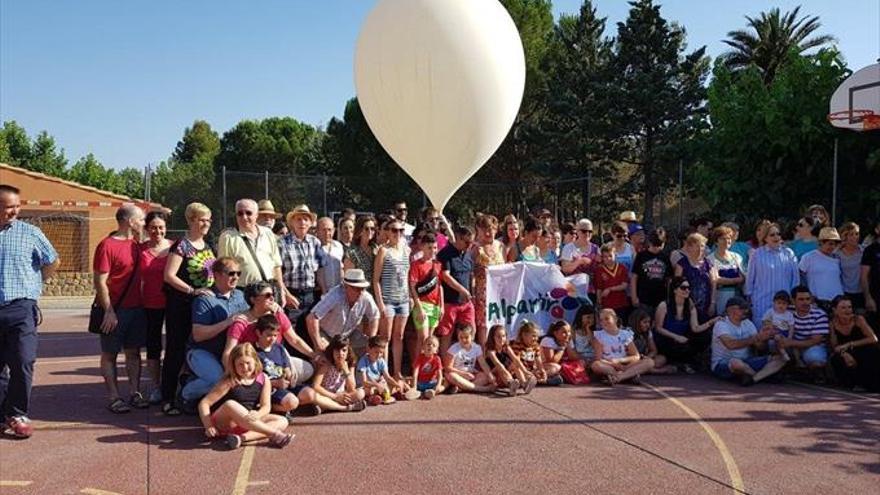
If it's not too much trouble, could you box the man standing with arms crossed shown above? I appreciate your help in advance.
[0,185,58,438]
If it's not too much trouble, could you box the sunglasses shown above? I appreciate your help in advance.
[614,233,625,238]
[767,232,781,237]
[389,228,405,233]
[237,211,254,217]
[678,285,691,291]
[578,229,592,234]
[224,271,242,277]
[257,292,274,299]
[396,208,408,212]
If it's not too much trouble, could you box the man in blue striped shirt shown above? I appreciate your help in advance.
[0,184,59,439]
[778,285,829,378]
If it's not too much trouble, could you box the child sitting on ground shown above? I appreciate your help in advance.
[357,336,406,405]
[540,321,580,385]
[443,324,496,393]
[511,321,548,385]
[253,315,323,420]
[411,336,445,399]
[484,324,537,396]
[198,343,293,450]
[628,308,676,374]
[311,336,367,413]
[591,309,655,385]
[572,303,597,364]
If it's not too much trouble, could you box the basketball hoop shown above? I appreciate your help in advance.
[827,109,879,130]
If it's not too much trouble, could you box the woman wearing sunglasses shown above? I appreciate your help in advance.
[373,219,413,382]
[653,277,721,374]
[745,222,800,327]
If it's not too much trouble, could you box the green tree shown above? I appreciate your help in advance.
[604,0,710,224]
[720,6,835,84]
[114,167,145,199]
[0,121,33,167]
[29,131,68,178]
[215,117,324,175]
[67,153,116,191]
[696,49,880,222]
[173,120,220,165]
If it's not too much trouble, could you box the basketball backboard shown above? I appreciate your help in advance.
[828,63,880,131]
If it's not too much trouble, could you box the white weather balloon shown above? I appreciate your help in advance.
[354,0,526,211]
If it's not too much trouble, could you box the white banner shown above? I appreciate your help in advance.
[485,262,591,338]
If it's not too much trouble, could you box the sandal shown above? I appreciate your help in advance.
[270,431,295,448]
[129,392,150,409]
[108,398,131,414]
[162,402,182,417]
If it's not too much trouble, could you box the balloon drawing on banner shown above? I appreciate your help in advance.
[354,0,526,211]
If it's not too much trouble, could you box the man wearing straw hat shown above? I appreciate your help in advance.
[306,269,379,353]
[279,204,327,355]
[257,199,281,229]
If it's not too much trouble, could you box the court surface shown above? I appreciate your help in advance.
[1,308,878,495]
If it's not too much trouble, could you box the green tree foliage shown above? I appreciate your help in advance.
[173,120,220,165]
[721,6,835,84]
[695,49,880,222]
[604,0,710,223]
[29,131,69,177]
[150,159,216,227]
[67,153,117,192]
[0,121,33,167]
[215,117,324,175]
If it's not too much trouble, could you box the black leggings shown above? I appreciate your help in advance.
[161,295,193,402]
[656,331,711,366]
[144,308,165,360]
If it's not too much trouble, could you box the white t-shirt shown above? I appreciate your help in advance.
[539,336,574,351]
[593,329,634,361]
[310,285,379,338]
[798,250,843,301]
[761,308,795,335]
[573,333,595,360]
[711,317,757,368]
[318,240,345,290]
[447,342,482,373]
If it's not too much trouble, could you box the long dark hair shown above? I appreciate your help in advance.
[666,276,692,318]
[485,324,507,352]
[323,335,355,368]
[573,302,596,335]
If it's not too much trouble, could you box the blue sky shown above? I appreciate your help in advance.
[2,0,877,170]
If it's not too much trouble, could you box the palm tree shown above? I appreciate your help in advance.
[720,6,835,83]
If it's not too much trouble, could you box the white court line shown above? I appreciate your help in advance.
[791,381,880,403]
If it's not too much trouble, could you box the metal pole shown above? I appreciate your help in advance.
[264,170,269,200]
[322,175,328,216]
[222,165,228,229]
[832,137,838,225]
[678,160,684,233]
[585,170,591,218]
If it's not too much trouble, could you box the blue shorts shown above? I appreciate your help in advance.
[801,345,828,366]
[271,384,309,404]
[383,301,410,318]
[99,307,147,354]
[417,381,438,392]
[712,356,769,379]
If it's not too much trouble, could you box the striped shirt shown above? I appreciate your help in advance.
[0,220,57,303]
[379,246,410,304]
[745,245,800,327]
[792,308,829,341]
[279,233,326,290]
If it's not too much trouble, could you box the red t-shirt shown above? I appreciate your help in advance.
[409,258,442,305]
[413,354,442,384]
[227,310,292,345]
[93,237,142,309]
[139,247,168,309]
[594,262,630,310]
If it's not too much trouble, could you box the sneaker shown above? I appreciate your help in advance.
[284,412,296,425]
[445,385,460,395]
[300,404,322,416]
[366,394,383,406]
[348,399,367,412]
[681,364,697,375]
[148,389,163,405]
[523,375,538,394]
[546,375,564,386]
[225,434,242,450]
[739,374,755,387]
[2,416,33,439]
[506,379,520,397]
[423,389,436,400]
[129,392,150,409]
[629,374,643,385]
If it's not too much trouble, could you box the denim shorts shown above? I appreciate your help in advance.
[99,307,147,354]
[383,301,410,318]
[271,384,309,404]
[802,345,828,366]
[712,356,769,379]
[417,381,438,392]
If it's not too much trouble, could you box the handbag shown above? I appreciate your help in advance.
[559,359,590,385]
[88,244,140,334]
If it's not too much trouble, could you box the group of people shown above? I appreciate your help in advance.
[2,184,879,448]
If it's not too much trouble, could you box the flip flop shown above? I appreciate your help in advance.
[162,402,182,417]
